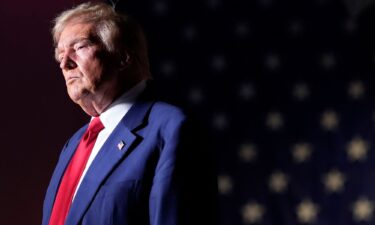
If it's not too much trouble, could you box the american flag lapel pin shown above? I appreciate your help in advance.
[117,141,125,150]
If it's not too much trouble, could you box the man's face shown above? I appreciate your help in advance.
[56,22,107,104]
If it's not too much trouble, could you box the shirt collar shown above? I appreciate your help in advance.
[93,80,147,131]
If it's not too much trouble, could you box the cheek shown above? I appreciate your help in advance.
[84,61,104,84]
[77,55,104,83]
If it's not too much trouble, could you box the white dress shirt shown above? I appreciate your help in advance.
[73,80,147,199]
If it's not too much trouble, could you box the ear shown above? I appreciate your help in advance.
[119,52,132,70]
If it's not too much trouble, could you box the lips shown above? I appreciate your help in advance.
[66,76,80,84]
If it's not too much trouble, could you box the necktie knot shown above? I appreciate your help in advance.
[88,117,104,135]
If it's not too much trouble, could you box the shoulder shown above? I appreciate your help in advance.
[146,101,187,138]
[137,80,187,124]
[149,101,186,121]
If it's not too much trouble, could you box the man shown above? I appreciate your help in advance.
[42,2,216,225]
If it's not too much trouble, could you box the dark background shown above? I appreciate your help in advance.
[3,0,375,224]
[1,1,87,224]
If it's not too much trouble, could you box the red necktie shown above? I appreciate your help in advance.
[48,117,104,225]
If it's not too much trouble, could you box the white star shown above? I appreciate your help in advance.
[320,53,336,70]
[160,60,175,76]
[235,22,250,38]
[212,113,229,130]
[269,171,289,193]
[321,110,339,131]
[238,143,257,162]
[238,83,255,100]
[322,169,346,193]
[211,55,226,72]
[242,202,266,224]
[344,19,357,33]
[343,0,373,17]
[264,53,280,71]
[348,80,365,99]
[258,0,273,7]
[266,111,283,131]
[154,1,168,15]
[289,20,303,35]
[182,26,197,42]
[188,87,204,104]
[292,83,310,101]
[346,136,369,161]
[207,0,222,10]
[218,175,233,195]
[352,197,374,222]
[292,143,313,163]
[296,199,319,224]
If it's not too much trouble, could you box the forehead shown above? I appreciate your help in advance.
[57,22,94,48]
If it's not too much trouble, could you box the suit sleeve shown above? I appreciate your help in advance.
[148,113,183,225]
[148,113,217,225]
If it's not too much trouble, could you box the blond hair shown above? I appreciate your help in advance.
[52,1,150,77]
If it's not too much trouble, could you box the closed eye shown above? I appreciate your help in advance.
[75,44,86,51]
[74,39,93,51]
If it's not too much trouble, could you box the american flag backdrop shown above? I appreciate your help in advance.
[113,0,375,224]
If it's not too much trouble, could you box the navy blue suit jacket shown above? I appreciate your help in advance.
[42,88,216,225]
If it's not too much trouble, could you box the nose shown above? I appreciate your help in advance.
[60,52,77,70]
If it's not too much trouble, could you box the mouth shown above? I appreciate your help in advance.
[66,76,80,84]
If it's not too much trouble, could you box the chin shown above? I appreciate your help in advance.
[67,89,84,104]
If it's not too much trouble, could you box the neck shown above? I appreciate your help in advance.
[77,88,116,117]
[78,75,146,117]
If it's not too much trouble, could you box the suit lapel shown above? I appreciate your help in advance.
[42,126,87,225]
[65,99,154,225]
